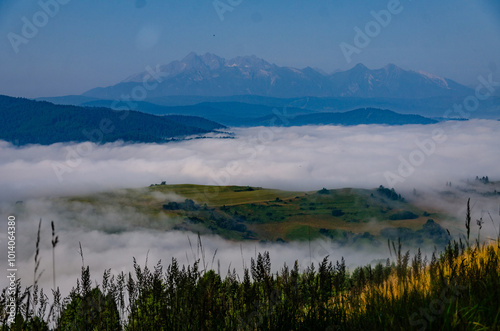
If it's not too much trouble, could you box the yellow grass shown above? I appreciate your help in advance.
[351,240,500,314]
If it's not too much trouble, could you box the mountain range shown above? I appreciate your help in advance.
[36,52,500,121]
[83,52,472,99]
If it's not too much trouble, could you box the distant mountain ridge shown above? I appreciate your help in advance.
[286,108,437,126]
[0,95,226,146]
[83,52,472,99]
[207,107,438,127]
[28,95,438,127]
[38,93,500,120]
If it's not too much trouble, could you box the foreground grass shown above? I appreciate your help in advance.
[1,227,499,330]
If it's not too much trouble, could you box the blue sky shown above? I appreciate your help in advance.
[1,0,499,98]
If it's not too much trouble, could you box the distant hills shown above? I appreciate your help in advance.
[38,93,500,121]
[165,105,437,127]
[0,95,226,146]
[28,95,438,127]
[1,93,439,147]
[277,108,437,126]
[83,52,472,99]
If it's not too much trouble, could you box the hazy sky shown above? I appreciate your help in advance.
[1,0,499,98]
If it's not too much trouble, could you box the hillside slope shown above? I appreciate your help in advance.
[56,184,449,247]
[0,95,226,145]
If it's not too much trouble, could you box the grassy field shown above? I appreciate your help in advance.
[149,184,306,206]
[58,184,448,247]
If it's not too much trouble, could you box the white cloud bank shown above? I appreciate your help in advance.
[1,120,499,202]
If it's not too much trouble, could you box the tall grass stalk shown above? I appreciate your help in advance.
[50,221,58,292]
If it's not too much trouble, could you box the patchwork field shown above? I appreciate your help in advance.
[58,184,451,247]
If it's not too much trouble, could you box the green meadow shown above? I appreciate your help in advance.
[59,184,449,247]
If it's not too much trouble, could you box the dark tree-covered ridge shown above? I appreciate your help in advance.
[0,95,225,145]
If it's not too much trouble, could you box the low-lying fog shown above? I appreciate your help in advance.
[1,120,500,296]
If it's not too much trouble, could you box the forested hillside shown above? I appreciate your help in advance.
[0,95,225,145]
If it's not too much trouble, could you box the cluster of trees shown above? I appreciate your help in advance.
[205,209,248,233]
[331,207,345,217]
[317,188,330,195]
[476,176,490,184]
[380,219,450,246]
[388,210,418,220]
[377,185,405,201]
[150,181,167,187]
[163,199,200,211]
[319,228,377,247]
[163,200,249,235]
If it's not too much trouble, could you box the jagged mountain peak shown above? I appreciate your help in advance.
[180,52,272,70]
[383,63,403,72]
[352,63,369,70]
[181,51,199,62]
[87,53,471,99]
[226,54,273,69]
[182,52,224,68]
